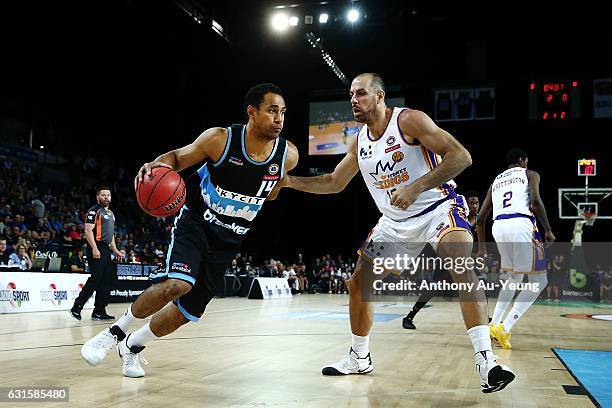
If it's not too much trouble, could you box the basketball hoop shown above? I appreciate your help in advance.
[582,211,597,226]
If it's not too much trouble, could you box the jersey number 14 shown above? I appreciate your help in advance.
[256,180,278,197]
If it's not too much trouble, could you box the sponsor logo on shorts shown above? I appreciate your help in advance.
[229,157,243,166]
[385,144,401,153]
[263,175,280,181]
[171,262,191,274]
[268,164,279,175]
[386,136,396,145]
[436,224,450,238]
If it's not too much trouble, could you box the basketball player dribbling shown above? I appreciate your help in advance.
[79,83,298,377]
[281,73,515,393]
[476,148,555,349]
[402,190,481,330]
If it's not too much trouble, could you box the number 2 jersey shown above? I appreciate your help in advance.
[491,167,531,220]
[183,124,288,244]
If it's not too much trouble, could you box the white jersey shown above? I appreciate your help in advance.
[491,167,531,219]
[357,107,456,220]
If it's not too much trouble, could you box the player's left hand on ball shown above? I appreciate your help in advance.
[390,185,420,210]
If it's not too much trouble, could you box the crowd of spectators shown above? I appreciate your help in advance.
[0,156,172,271]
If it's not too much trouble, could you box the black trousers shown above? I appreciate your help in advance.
[74,242,114,311]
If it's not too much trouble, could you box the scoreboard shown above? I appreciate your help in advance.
[577,159,596,176]
[528,80,581,120]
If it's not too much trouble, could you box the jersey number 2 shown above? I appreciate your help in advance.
[502,191,513,208]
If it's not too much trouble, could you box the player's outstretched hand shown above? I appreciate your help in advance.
[390,184,420,211]
[134,162,172,190]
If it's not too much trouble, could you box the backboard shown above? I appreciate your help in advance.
[558,188,612,219]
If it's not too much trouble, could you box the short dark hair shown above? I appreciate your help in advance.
[96,186,111,195]
[465,191,479,200]
[244,83,284,113]
[356,73,385,93]
[505,148,528,166]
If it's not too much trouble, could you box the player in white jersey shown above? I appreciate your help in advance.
[476,148,555,349]
[281,73,515,393]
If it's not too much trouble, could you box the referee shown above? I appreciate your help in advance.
[70,186,124,320]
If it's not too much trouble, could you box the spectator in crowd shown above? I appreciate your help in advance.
[70,247,85,273]
[31,197,45,219]
[0,239,9,265]
[297,263,308,293]
[9,243,32,271]
[127,250,140,264]
[547,255,562,301]
[227,259,241,275]
[593,264,605,282]
[601,266,612,303]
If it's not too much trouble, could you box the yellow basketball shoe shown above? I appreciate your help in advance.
[489,322,501,346]
[490,323,512,349]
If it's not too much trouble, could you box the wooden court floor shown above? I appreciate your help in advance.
[1,295,610,407]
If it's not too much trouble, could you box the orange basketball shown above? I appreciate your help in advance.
[135,167,186,217]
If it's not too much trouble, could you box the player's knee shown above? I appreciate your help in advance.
[164,279,192,299]
[530,273,548,292]
[347,274,361,292]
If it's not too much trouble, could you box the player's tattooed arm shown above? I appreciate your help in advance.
[134,127,227,188]
[283,136,359,194]
[527,170,555,242]
[267,141,299,201]
[475,186,493,256]
[390,110,472,210]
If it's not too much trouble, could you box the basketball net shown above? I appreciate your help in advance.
[572,211,597,246]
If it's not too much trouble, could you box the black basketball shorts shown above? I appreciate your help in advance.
[149,206,240,321]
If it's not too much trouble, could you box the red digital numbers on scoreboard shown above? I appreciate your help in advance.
[577,159,596,176]
[528,80,581,120]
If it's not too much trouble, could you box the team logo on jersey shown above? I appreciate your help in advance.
[386,136,396,146]
[369,160,400,178]
[268,164,279,175]
[360,145,373,160]
[229,157,243,166]
[385,144,401,153]
[392,151,404,163]
[368,160,409,190]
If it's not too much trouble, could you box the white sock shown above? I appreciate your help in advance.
[114,305,139,332]
[492,273,521,325]
[467,325,494,364]
[351,333,369,357]
[503,273,547,332]
[127,322,159,348]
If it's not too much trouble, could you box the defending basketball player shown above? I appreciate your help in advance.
[79,83,298,377]
[281,73,515,393]
[476,148,555,349]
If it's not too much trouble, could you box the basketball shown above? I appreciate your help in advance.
[135,167,186,217]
